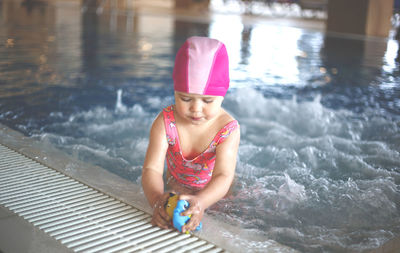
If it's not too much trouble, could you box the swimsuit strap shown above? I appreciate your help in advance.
[162,105,178,145]
[212,120,239,146]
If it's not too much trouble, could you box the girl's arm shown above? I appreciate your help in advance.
[180,127,240,232]
[142,113,171,228]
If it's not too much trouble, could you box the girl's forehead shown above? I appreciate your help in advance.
[175,91,220,99]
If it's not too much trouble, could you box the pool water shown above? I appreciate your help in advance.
[1,0,400,252]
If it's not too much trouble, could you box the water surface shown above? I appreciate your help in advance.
[1,1,400,252]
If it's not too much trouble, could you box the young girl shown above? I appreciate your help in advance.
[142,36,240,233]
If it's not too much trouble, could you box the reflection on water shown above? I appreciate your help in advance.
[1,0,400,252]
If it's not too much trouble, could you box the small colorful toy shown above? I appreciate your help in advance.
[165,193,179,218]
[165,193,202,233]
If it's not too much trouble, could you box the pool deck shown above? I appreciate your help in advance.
[0,205,72,253]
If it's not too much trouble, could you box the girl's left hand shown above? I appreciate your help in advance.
[179,194,204,233]
[151,192,173,229]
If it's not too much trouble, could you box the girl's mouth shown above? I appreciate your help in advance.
[190,116,202,121]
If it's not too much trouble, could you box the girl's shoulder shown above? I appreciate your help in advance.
[151,111,165,131]
[218,109,239,128]
[213,110,240,147]
[211,109,239,142]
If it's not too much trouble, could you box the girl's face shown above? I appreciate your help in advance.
[174,91,224,125]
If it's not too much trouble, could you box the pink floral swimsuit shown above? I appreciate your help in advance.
[163,105,239,189]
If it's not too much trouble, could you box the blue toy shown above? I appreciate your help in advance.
[165,193,202,233]
[173,199,202,233]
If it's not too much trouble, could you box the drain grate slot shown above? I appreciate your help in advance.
[0,143,225,252]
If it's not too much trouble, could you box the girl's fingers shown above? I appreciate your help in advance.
[182,215,200,233]
[181,202,202,217]
[152,198,173,229]
[153,192,173,222]
[160,208,172,221]
[152,213,171,229]
[155,201,168,217]
[177,194,204,233]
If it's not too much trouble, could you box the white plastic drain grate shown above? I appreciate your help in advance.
[0,143,225,253]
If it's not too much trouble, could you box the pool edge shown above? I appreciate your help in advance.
[0,123,299,253]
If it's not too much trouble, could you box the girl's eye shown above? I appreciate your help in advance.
[203,99,214,104]
[181,97,191,102]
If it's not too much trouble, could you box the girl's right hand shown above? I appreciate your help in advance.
[151,192,173,229]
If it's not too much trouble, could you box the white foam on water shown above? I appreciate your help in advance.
[115,89,128,113]
[220,88,400,252]
[33,90,156,181]
[32,87,400,252]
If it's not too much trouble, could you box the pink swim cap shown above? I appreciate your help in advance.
[173,36,229,97]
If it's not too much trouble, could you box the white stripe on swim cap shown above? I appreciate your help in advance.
[186,37,221,95]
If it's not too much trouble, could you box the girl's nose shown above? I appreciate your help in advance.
[190,100,202,112]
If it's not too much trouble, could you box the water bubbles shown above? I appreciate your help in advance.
[278,174,306,200]
[65,162,78,172]
[275,173,307,211]
[115,89,128,113]
[17,84,400,252]
[223,87,400,251]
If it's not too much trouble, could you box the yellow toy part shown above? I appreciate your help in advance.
[165,193,179,218]
[165,193,202,233]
